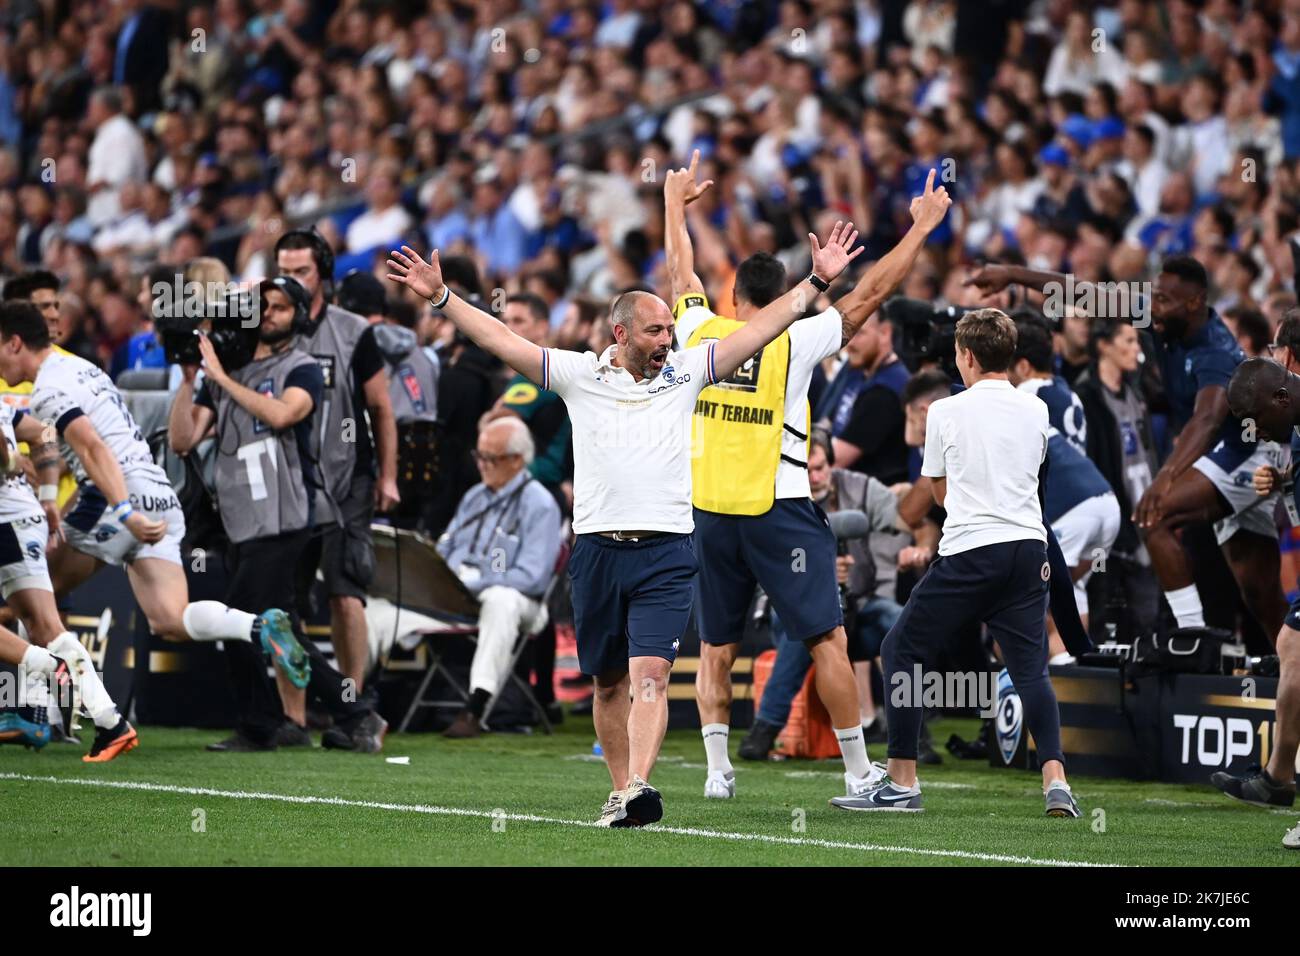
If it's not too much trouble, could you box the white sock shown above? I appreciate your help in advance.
[19,654,50,710]
[701,723,733,774]
[1048,652,1076,666]
[182,601,256,642]
[834,725,870,779]
[1164,585,1205,628]
[20,643,55,674]
[48,632,119,728]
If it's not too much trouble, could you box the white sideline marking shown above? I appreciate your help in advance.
[0,771,1114,867]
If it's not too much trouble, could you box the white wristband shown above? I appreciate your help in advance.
[429,286,450,309]
[38,484,58,502]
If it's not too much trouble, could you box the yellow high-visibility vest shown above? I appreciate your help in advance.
[679,294,790,516]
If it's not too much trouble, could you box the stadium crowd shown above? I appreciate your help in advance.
[1,0,1299,749]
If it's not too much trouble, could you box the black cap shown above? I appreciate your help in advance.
[337,269,388,317]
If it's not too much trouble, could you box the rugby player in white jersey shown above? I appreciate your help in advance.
[0,302,311,718]
[0,394,133,759]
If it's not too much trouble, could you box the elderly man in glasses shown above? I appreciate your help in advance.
[435,416,562,737]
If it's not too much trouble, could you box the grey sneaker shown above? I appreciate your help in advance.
[1211,765,1296,809]
[274,721,312,748]
[1045,781,1081,817]
[327,712,388,753]
[617,775,663,827]
[596,790,628,828]
[830,776,923,812]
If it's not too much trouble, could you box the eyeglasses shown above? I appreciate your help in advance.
[472,450,519,466]
[1267,342,1285,354]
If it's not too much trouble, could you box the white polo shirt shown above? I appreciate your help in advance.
[675,303,845,500]
[922,378,1049,556]
[543,342,718,534]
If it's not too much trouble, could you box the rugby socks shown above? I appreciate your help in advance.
[702,723,733,774]
[48,632,121,729]
[834,725,871,779]
[1164,585,1206,629]
[20,643,56,675]
[182,601,257,643]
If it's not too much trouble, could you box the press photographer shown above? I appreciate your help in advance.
[167,276,386,752]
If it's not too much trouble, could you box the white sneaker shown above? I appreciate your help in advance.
[844,761,887,796]
[596,789,627,827]
[704,769,736,799]
[1284,821,1300,850]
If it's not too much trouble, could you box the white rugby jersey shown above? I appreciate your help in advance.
[30,351,165,486]
[0,404,43,523]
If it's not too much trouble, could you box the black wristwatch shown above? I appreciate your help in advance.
[806,272,830,293]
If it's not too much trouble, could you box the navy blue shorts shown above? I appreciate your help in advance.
[568,532,698,676]
[693,498,843,645]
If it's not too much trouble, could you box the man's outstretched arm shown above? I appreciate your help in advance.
[664,149,712,302]
[833,168,953,344]
[386,246,544,384]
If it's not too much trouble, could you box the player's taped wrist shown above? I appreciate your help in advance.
[111,500,135,523]
[38,484,58,502]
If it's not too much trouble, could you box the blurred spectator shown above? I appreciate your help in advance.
[84,87,147,227]
[480,292,573,512]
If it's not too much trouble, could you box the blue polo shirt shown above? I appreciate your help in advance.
[1155,309,1251,471]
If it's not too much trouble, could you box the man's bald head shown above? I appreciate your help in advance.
[1227,357,1297,443]
[610,290,668,333]
[609,290,674,381]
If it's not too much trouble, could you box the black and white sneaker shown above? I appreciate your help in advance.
[1211,765,1296,808]
[616,775,663,827]
[830,776,923,812]
[1044,781,1081,818]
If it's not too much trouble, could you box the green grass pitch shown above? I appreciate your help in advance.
[1,716,1296,866]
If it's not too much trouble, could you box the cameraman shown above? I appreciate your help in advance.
[168,277,385,752]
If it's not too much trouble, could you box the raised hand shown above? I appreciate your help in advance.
[664,148,715,208]
[909,168,952,233]
[809,220,863,283]
[386,246,445,301]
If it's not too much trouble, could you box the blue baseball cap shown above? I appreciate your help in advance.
[1091,116,1125,141]
[1038,143,1071,168]
[1060,113,1094,148]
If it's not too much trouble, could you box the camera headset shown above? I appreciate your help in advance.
[273,226,335,335]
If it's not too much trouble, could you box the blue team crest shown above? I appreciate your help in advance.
[995,668,1024,765]
[1185,358,1193,375]
[661,365,676,384]
[25,540,41,561]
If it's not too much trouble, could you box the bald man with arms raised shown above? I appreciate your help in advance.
[387,224,861,828]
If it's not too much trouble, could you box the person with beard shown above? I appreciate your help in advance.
[385,217,863,829]
[825,308,911,485]
[168,276,386,752]
[964,257,1289,643]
